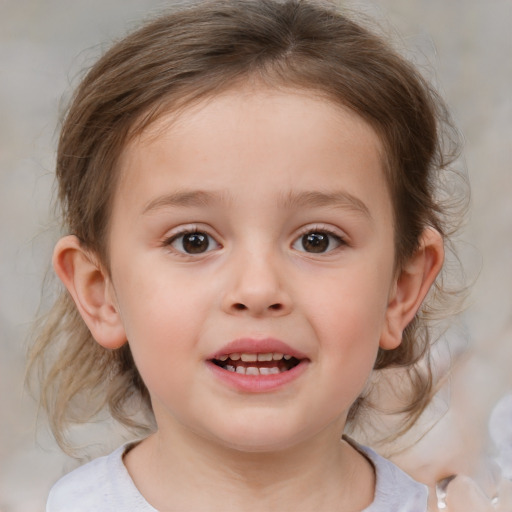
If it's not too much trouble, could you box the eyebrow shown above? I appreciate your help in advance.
[280,190,372,219]
[142,190,228,214]
[142,188,371,219]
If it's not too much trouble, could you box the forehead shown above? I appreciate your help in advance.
[134,86,383,148]
[115,86,391,220]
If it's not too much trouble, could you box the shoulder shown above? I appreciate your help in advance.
[353,442,429,512]
[46,444,156,512]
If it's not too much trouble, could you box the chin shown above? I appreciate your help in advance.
[228,435,296,453]
[218,436,302,455]
[203,418,313,454]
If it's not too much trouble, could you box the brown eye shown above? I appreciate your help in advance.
[302,233,328,253]
[182,233,209,253]
[170,231,218,254]
[293,231,343,254]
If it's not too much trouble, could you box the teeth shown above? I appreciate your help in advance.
[259,367,280,375]
[224,365,285,376]
[217,352,296,364]
[221,352,292,361]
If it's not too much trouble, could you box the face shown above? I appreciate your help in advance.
[107,87,397,452]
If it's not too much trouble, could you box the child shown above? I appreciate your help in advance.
[31,0,468,510]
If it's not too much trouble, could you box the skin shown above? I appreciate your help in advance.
[54,86,444,511]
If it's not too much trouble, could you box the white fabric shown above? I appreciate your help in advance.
[47,441,428,511]
[357,443,428,512]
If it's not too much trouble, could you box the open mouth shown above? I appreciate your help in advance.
[211,352,301,375]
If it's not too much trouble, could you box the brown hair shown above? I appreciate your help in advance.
[29,0,467,452]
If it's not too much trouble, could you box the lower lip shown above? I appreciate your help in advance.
[206,360,309,392]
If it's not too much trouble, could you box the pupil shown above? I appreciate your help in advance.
[302,232,329,253]
[183,233,209,253]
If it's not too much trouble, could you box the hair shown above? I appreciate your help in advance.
[29,0,467,453]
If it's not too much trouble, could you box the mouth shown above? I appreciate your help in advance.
[211,352,301,375]
[207,338,309,390]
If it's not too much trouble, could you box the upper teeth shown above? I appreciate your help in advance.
[218,352,293,362]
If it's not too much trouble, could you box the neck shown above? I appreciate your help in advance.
[125,419,375,512]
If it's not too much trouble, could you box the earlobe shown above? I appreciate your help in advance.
[380,228,444,350]
[53,235,127,349]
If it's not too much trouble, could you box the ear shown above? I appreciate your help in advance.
[53,235,127,349]
[380,228,444,350]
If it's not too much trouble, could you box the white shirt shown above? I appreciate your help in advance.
[47,441,428,511]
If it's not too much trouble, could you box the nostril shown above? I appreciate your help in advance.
[231,303,283,312]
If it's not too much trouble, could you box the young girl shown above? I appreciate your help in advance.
[31,0,470,510]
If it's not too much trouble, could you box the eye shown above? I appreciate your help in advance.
[167,231,219,254]
[292,230,344,254]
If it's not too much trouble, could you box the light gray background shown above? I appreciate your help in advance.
[1,1,511,510]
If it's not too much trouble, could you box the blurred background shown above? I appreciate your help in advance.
[0,0,510,510]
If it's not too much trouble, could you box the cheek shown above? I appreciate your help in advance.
[306,267,391,336]
[112,273,190,363]
[114,257,208,332]
[303,264,392,382]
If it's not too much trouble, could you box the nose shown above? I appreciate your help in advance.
[221,249,292,317]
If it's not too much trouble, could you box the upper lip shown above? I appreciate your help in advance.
[208,337,308,361]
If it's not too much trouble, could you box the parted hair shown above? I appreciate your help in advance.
[29,0,466,452]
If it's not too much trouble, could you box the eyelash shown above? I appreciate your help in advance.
[292,226,347,254]
[163,227,221,256]
[162,225,347,256]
